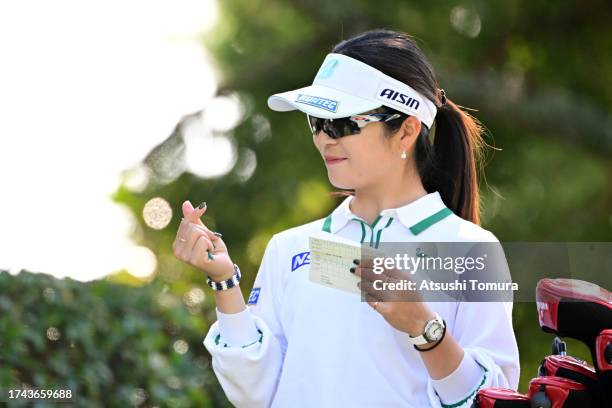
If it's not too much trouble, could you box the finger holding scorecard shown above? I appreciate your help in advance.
[351,256,423,303]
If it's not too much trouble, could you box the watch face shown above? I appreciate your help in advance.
[425,321,444,342]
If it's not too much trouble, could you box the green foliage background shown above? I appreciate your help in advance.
[1,0,611,406]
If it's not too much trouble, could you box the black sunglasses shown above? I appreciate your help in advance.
[306,111,405,139]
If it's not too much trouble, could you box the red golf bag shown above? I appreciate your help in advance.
[595,329,612,374]
[536,279,612,371]
[473,278,611,407]
[527,376,591,408]
[536,278,612,403]
[471,387,530,408]
[537,354,603,404]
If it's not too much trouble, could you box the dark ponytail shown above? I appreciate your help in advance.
[427,99,484,224]
[332,29,485,224]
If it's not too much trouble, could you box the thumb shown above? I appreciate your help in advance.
[182,200,206,225]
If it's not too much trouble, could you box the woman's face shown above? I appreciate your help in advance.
[312,117,418,190]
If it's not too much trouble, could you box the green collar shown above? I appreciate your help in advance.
[322,192,453,236]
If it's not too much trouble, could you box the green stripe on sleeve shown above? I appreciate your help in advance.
[440,364,488,408]
[214,329,263,348]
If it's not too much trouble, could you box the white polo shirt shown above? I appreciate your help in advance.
[203,191,520,407]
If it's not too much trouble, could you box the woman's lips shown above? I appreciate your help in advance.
[324,157,347,165]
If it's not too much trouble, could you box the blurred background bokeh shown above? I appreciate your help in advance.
[1,0,611,406]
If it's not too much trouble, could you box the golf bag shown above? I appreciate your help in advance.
[527,376,591,408]
[536,278,612,371]
[474,277,612,407]
[471,387,530,407]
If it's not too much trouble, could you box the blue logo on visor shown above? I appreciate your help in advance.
[295,94,338,112]
[316,59,339,80]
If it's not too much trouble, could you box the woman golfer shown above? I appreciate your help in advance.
[173,29,519,407]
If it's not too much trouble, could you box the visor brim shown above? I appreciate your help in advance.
[267,84,382,119]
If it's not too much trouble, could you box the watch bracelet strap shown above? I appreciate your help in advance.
[206,264,241,291]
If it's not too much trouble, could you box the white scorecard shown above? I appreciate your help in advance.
[308,235,384,295]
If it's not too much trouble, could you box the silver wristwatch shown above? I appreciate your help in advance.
[407,313,446,346]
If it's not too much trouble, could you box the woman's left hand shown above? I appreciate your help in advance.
[352,258,436,337]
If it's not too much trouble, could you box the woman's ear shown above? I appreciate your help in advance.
[399,116,422,150]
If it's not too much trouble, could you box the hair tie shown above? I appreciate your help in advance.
[439,89,447,107]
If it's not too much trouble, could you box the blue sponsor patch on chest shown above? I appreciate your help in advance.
[295,94,338,112]
[247,287,261,305]
[291,251,310,271]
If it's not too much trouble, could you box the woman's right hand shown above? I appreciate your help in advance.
[172,200,236,282]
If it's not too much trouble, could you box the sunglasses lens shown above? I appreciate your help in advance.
[335,118,360,137]
[307,115,361,138]
[322,120,341,138]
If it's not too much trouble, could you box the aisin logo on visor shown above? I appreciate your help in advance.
[379,88,420,110]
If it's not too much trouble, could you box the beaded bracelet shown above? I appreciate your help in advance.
[206,264,241,291]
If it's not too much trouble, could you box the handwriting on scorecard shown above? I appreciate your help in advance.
[308,236,384,295]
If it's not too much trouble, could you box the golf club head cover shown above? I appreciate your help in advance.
[595,329,612,373]
[471,387,531,408]
[537,355,603,404]
[594,329,612,401]
[527,376,591,408]
[535,279,612,351]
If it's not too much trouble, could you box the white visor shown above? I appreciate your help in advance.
[267,53,437,128]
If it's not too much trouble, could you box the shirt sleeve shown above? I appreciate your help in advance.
[426,238,520,407]
[203,234,287,408]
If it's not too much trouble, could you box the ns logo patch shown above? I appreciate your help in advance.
[291,251,311,272]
